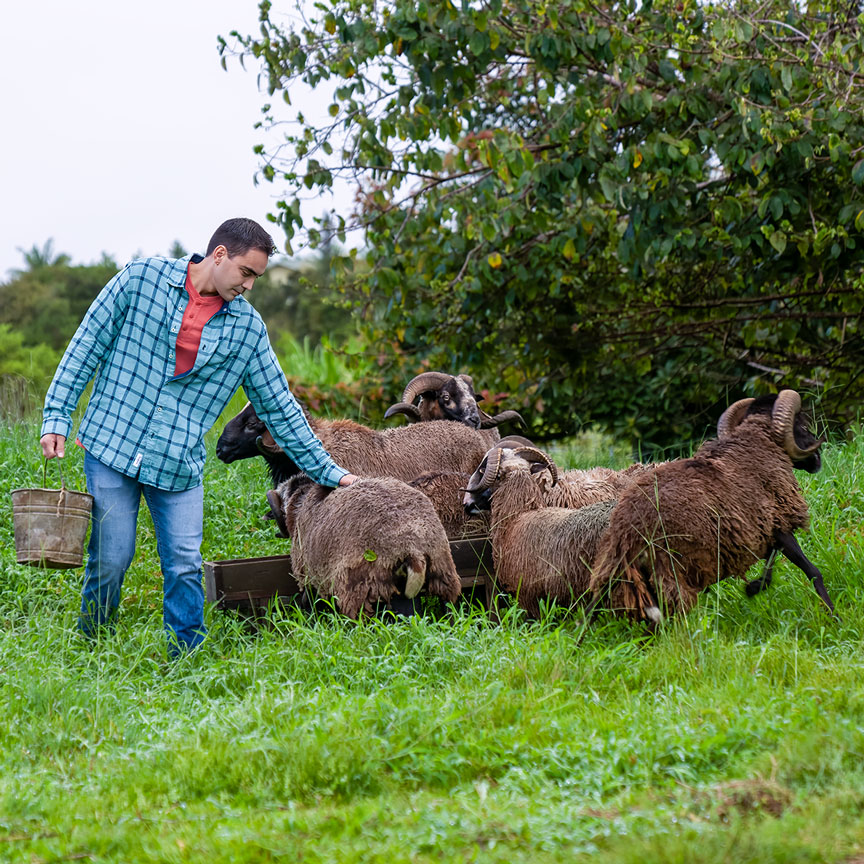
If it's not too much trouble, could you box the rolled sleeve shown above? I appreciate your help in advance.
[242,339,349,488]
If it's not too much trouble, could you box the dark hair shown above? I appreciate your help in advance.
[206,218,277,257]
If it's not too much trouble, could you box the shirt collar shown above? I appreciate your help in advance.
[169,253,242,316]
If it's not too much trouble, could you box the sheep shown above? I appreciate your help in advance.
[406,435,536,539]
[460,445,650,616]
[216,401,498,490]
[462,443,651,515]
[587,389,836,624]
[383,371,525,444]
[407,471,490,539]
[277,474,461,618]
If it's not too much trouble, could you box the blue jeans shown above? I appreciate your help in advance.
[81,451,206,653]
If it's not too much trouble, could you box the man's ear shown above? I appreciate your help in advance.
[212,244,228,264]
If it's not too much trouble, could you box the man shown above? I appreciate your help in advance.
[40,218,358,655]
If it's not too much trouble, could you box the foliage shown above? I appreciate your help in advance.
[223,0,864,450]
[0,251,119,351]
[2,417,864,859]
[247,231,358,346]
[0,324,62,418]
[273,329,381,417]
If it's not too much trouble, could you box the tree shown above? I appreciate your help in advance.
[12,239,71,275]
[224,0,864,447]
[0,257,119,351]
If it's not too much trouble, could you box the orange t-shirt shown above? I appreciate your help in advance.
[174,271,224,376]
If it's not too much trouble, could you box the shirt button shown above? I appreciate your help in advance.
[169,352,174,358]
[171,326,177,333]
[156,407,162,412]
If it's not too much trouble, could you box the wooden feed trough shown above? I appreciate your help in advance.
[204,535,498,616]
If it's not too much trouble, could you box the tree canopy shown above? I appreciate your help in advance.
[229,0,864,447]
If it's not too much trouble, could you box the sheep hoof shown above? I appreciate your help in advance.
[645,606,662,624]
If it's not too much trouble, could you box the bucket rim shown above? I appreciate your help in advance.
[11,486,94,501]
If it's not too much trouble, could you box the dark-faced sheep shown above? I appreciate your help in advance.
[461,445,650,616]
[587,390,835,624]
[216,401,497,488]
[383,371,525,437]
[278,474,461,619]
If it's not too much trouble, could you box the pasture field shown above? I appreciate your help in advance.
[2,409,864,862]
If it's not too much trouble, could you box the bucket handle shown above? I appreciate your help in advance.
[42,457,68,490]
[42,459,68,518]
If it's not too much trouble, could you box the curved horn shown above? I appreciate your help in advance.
[465,448,503,492]
[512,446,559,486]
[772,389,823,460]
[717,398,755,438]
[255,430,282,456]
[401,371,453,404]
[496,434,535,449]
[479,409,526,429]
[383,402,423,422]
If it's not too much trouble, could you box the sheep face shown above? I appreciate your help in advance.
[422,375,482,428]
[462,448,552,513]
[385,372,482,428]
[749,394,822,473]
[216,402,267,463]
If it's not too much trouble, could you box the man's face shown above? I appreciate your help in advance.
[212,246,269,302]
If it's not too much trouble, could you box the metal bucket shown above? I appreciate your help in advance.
[11,464,93,568]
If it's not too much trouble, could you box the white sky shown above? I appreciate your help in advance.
[0,0,350,280]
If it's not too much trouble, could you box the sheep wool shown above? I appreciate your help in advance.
[467,448,642,617]
[494,498,616,617]
[589,415,811,620]
[408,471,491,539]
[281,476,461,619]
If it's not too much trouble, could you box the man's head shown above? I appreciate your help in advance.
[205,218,276,302]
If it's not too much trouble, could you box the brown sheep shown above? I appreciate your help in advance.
[406,437,534,539]
[587,390,835,624]
[217,402,498,489]
[461,445,651,616]
[278,474,461,619]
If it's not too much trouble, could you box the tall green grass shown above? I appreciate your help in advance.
[2,417,864,862]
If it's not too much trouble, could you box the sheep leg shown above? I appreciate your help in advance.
[773,531,839,620]
[745,549,778,597]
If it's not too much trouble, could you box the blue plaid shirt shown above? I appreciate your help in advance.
[41,254,349,491]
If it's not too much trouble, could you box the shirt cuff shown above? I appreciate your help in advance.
[320,464,350,487]
[40,416,72,440]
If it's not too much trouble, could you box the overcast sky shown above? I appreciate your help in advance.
[1,0,348,280]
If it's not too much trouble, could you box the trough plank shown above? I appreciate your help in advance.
[204,534,497,613]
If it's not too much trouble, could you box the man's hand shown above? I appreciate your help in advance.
[41,433,66,459]
[338,473,359,487]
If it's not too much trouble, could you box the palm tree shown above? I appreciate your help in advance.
[14,239,71,274]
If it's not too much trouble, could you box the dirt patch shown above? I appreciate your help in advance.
[698,778,793,821]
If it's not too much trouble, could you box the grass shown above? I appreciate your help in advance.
[3,413,864,862]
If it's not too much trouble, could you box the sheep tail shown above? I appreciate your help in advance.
[591,539,662,624]
[403,555,426,599]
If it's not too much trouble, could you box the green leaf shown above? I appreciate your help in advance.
[768,230,787,255]
[853,159,864,185]
[363,549,378,562]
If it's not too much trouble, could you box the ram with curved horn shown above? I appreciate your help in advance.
[460,443,653,616]
[588,389,835,625]
[384,372,525,440]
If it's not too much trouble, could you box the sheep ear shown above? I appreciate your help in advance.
[529,462,546,475]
